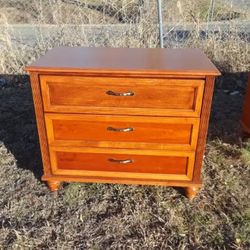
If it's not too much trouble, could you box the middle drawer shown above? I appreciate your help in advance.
[45,114,199,151]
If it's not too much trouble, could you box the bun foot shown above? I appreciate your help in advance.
[185,186,200,199]
[47,181,61,191]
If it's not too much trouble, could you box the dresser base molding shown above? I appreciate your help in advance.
[42,174,202,198]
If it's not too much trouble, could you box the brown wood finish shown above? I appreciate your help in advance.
[184,186,201,199]
[49,146,195,181]
[41,75,204,117]
[47,180,61,191]
[26,47,220,76]
[33,71,210,79]
[29,73,51,176]
[26,47,220,199]
[42,174,202,188]
[45,114,200,150]
[55,152,187,175]
[192,76,216,184]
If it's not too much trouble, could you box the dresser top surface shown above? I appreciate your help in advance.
[26,47,220,76]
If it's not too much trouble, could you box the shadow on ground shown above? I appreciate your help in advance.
[0,74,42,179]
[209,72,248,143]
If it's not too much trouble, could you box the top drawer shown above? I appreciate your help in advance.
[40,75,204,117]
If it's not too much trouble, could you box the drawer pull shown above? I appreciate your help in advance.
[107,127,134,132]
[106,90,134,96]
[108,158,133,164]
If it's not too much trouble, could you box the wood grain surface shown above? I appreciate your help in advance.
[42,174,202,188]
[49,146,195,181]
[193,76,216,183]
[29,73,52,176]
[45,113,199,150]
[40,75,204,117]
[26,47,220,76]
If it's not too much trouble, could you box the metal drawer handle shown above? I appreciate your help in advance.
[106,90,134,96]
[107,127,134,132]
[108,158,134,164]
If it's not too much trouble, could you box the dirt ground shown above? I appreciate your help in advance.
[0,73,249,249]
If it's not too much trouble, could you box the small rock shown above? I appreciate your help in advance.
[0,78,6,87]
[236,79,245,88]
[236,238,241,244]
[229,91,240,96]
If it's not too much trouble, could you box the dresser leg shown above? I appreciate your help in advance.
[184,186,200,199]
[47,181,61,191]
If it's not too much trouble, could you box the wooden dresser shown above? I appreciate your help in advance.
[26,47,220,199]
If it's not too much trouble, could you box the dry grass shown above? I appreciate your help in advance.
[0,73,249,249]
[241,142,250,165]
[0,0,249,74]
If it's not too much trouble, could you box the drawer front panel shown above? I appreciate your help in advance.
[50,147,195,181]
[41,75,204,117]
[45,114,199,150]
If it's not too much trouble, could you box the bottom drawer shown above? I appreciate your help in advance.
[50,147,195,181]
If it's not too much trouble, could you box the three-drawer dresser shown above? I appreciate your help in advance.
[26,47,220,199]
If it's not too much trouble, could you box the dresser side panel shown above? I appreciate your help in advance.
[30,73,51,176]
[193,76,215,183]
[42,174,200,188]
